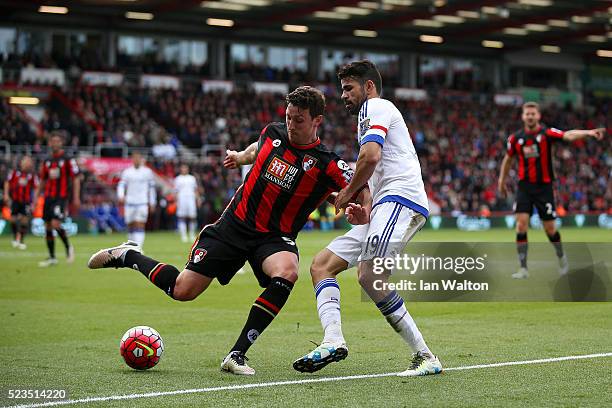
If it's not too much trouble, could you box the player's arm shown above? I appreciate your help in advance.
[117,171,126,205]
[148,172,157,211]
[33,166,47,205]
[3,178,10,205]
[72,174,81,208]
[334,142,380,212]
[224,141,258,168]
[70,159,81,208]
[497,153,514,197]
[562,127,606,142]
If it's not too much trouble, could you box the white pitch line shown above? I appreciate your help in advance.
[5,352,612,408]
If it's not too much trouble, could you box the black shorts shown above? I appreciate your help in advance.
[43,198,67,222]
[185,217,299,288]
[10,202,31,217]
[515,182,556,221]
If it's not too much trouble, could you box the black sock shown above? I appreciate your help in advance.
[19,223,27,243]
[230,277,294,354]
[56,228,70,252]
[11,221,17,240]
[547,231,564,258]
[46,229,55,258]
[517,232,528,269]
[124,250,179,297]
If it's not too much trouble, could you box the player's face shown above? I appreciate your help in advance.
[286,104,322,142]
[20,157,33,172]
[522,107,541,129]
[341,78,366,115]
[132,153,142,167]
[49,136,63,152]
[180,165,188,174]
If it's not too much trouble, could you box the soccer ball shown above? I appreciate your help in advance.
[119,326,164,370]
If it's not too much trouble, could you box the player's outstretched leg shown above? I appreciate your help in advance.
[294,250,348,373]
[88,241,180,297]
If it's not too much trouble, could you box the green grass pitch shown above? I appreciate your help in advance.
[1,228,611,407]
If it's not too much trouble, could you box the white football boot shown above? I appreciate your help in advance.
[397,351,443,377]
[512,267,529,279]
[87,241,141,269]
[221,351,255,375]
[558,254,569,276]
[293,341,348,373]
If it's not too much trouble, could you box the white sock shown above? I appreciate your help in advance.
[315,278,344,344]
[178,219,187,240]
[133,230,145,248]
[377,291,431,355]
[188,220,197,240]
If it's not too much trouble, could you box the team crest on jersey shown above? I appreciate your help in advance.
[265,156,299,191]
[193,248,207,263]
[302,155,318,171]
[359,118,371,138]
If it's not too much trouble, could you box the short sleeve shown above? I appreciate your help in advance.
[6,170,14,182]
[325,155,354,192]
[359,99,392,147]
[545,127,565,141]
[506,134,516,156]
[257,125,270,151]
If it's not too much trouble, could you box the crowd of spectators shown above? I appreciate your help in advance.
[1,81,610,218]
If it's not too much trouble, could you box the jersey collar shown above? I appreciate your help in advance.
[290,138,320,150]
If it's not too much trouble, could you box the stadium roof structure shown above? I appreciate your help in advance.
[1,0,611,58]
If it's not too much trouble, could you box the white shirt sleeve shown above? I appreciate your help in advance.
[358,98,392,147]
[148,170,156,206]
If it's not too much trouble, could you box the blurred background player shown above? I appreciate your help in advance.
[498,102,605,279]
[3,156,37,250]
[34,132,80,267]
[294,60,441,377]
[117,152,156,249]
[174,164,200,243]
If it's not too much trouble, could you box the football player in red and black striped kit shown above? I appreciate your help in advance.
[87,86,365,375]
[34,132,81,267]
[3,156,37,249]
[498,102,605,279]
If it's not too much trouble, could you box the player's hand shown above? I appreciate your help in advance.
[334,187,353,214]
[498,181,508,197]
[345,203,370,225]
[118,198,125,206]
[589,128,606,141]
[223,150,241,169]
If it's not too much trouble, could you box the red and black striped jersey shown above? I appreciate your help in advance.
[6,170,37,204]
[506,125,565,184]
[226,123,353,239]
[40,152,79,199]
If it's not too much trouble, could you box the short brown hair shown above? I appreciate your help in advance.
[286,86,325,118]
[522,101,540,112]
[337,59,382,94]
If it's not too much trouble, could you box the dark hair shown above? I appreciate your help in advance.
[337,59,382,94]
[522,101,540,112]
[285,86,325,118]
